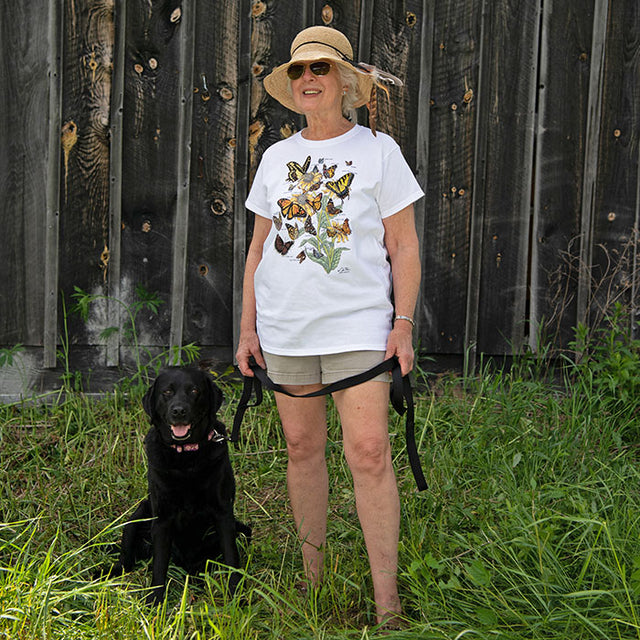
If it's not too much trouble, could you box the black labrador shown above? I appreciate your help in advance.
[111,367,250,605]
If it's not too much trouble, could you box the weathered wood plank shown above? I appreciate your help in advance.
[367,0,424,160]
[247,0,308,181]
[119,0,183,347]
[0,0,53,346]
[184,0,239,351]
[589,0,640,335]
[106,0,127,365]
[421,0,481,356]
[531,0,596,351]
[58,0,114,353]
[576,0,608,332]
[43,0,64,367]
[168,1,196,356]
[232,0,254,354]
[413,0,435,341]
[473,0,540,356]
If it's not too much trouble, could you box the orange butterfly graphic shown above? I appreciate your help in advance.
[305,192,322,211]
[326,218,351,242]
[278,197,306,220]
[304,216,316,236]
[323,163,337,178]
[326,198,342,216]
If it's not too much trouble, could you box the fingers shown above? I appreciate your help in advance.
[236,333,265,377]
[385,330,415,376]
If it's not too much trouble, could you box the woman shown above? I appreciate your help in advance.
[236,26,423,626]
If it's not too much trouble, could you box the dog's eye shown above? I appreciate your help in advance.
[162,389,173,397]
[190,387,199,396]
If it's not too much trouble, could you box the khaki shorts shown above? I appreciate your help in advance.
[262,350,390,385]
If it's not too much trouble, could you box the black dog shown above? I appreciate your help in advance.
[112,367,250,605]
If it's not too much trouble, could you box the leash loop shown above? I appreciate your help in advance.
[231,356,427,491]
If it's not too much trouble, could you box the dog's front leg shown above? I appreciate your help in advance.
[147,521,172,606]
[216,513,242,594]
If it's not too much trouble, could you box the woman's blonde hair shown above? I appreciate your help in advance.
[337,64,362,121]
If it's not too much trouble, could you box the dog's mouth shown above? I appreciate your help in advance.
[170,424,192,441]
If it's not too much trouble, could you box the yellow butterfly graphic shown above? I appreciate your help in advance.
[286,155,311,182]
[326,173,354,200]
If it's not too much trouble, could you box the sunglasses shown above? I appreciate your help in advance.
[287,60,332,80]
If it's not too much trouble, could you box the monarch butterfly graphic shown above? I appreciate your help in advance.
[305,192,322,211]
[326,198,342,216]
[286,155,311,182]
[322,163,337,178]
[275,234,294,255]
[326,173,354,200]
[277,197,306,220]
[286,222,300,240]
[304,215,316,236]
[326,218,351,242]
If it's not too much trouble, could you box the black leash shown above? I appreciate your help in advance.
[231,356,427,491]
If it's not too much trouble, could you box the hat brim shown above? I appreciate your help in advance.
[264,55,374,114]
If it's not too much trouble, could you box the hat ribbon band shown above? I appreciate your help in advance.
[290,40,354,63]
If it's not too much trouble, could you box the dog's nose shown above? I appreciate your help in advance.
[170,405,187,421]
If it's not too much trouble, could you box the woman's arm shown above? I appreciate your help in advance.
[235,215,272,376]
[382,204,421,375]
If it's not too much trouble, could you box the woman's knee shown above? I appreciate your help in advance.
[345,436,391,477]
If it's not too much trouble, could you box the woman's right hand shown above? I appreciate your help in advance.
[235,330,266,377]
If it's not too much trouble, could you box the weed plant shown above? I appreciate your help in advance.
[1,332,640,638]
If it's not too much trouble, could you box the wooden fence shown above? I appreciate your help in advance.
[1,0,639,397]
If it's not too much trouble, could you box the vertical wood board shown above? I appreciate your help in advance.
[421,0,481,353]
[475,0,540,354]
[184,0,239,351]
[531,0,596,350]
[589,0,640,331]
[0,0,51,345]
[58,0,114,351]
[119,0,183,349]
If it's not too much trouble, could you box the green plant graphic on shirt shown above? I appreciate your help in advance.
[300,193,351,273]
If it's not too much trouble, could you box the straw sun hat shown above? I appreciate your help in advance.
[263,26,376,114]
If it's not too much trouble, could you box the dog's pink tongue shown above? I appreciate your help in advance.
[171,424,191,438]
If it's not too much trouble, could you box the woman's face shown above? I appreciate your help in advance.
[289,59,345,119]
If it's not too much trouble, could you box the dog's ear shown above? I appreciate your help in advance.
[207,375,223,416]
[142,380,157,420]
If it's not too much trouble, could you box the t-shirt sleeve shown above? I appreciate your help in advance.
[245,158,272,218]
[377,145,424,218]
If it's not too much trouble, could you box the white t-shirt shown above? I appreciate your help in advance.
[245,124,424,356]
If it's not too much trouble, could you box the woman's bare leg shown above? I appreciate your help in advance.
[275,386,328,585]
[333,380,402,624]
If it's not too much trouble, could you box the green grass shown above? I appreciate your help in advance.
[1,361,640,639]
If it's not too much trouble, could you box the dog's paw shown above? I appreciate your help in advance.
[145,585,165,607]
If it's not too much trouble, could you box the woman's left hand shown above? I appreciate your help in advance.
[385,322,415,376]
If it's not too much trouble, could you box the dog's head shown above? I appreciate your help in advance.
[143,367,224,447]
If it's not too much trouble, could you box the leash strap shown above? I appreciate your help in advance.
[231,357,427,491]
